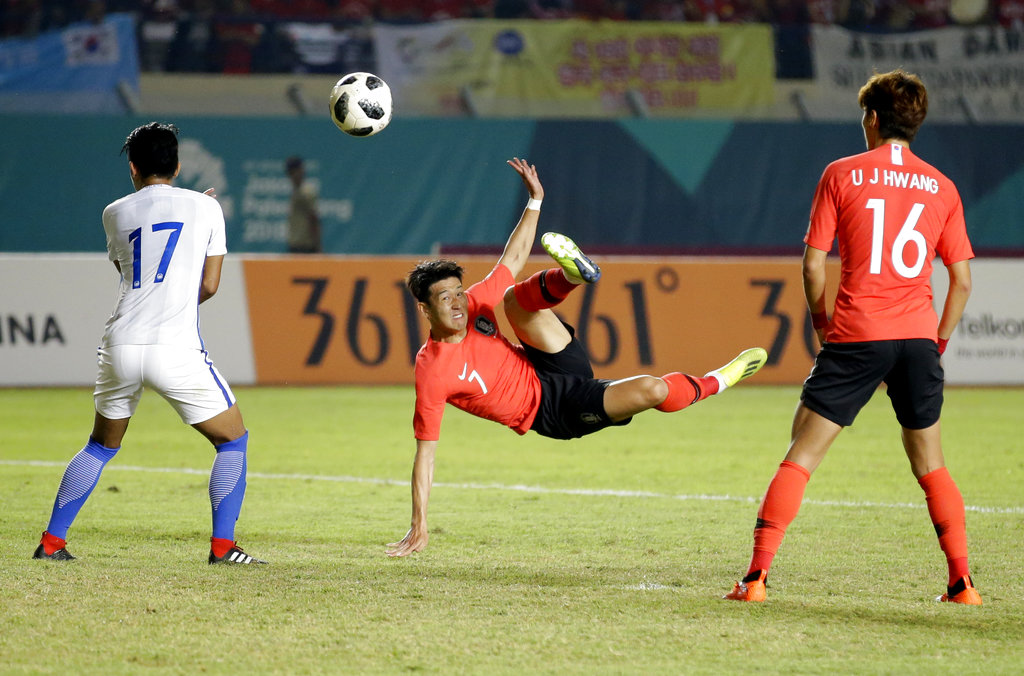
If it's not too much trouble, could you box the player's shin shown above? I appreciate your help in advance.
[918,467,971,586]
[512,269,577,311]
[209,431,248,551]
[748,460,810,575]
[654,372,720,412]
[44,438,120,545]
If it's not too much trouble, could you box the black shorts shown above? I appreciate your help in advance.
[521,325,632,440]
[801,339,944,429]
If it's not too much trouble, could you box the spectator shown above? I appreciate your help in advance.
[377,0,424,22]
[996,0,1024,28]
[2,0,44,36]
[574,0,632,20]
[528,0,574,19]
[769,0,811,24]
[840,0,881,28]
[212,0,264,73]
[139,0,183,71]
[166,0,217,72]
[83,0,105,24]
[640,0,688,21]
[806,0,845,24]
[286,156,322,254]
[493,0,530,18]
[250,0,330,19]
[907,0,952,29]
[421,0,464,20]
[463,0,497,18]
[333,0,376,22]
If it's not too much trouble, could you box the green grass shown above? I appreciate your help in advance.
[1,385,1022,674]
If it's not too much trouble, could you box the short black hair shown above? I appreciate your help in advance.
[858,69,928,143]
[406,260,464,303]
[121,122,180,179]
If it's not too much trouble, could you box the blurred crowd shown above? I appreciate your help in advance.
[6,0,1024,31]
[2,0,1023,76]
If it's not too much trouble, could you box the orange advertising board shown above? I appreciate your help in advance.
[243,257,838,385]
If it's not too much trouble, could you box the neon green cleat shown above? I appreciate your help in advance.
[541,232,601,284]
[705,347,768,390]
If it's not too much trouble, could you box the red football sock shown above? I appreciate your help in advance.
[512,269,576,312]
[210,537,235,558]
[748,460,811,575]
[41,531,66,556]
[918,467,971,586]
[655,372,720,412]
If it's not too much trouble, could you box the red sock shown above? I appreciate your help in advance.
[512,269,576,312]
[654,372,720,412]
[748,460,811,576]
[210,537,235,558]
[41,531,66,556]
[918,467,971,586]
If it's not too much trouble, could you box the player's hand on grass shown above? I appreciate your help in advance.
[386,526,428,557]
[507,157,544,201]
[203,187,218,198]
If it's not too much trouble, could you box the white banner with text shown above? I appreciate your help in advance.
[810,25,1024,122]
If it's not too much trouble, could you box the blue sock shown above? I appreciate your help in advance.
[46,438,120,539]
[209,432,248,541]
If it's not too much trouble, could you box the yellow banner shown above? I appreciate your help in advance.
[374,20,775,117]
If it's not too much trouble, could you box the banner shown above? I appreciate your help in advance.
[2,115,1022,256]
[931,259,1024,384]
[242,257,834,385]
[3,255,1020,387]
[0,256,255,387]
[0,13,140,113]
[374,20,774,117]
[810,25,1024,122]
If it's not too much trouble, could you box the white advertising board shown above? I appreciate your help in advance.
[2,255,1018,386]
[0,255,255,386]
[933,258,1024,385]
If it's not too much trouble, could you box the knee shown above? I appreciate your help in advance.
[215,430,249,452]
[503,285,521,313]
[642,376,669,407]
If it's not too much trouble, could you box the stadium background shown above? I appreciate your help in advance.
[1,1,1022,386]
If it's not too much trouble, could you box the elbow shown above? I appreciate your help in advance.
[200,280,220,301]
[802,263,824,286]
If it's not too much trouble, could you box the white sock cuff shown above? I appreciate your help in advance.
[709,371,728,392]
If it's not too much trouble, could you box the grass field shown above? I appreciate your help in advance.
[1,385,1022,674]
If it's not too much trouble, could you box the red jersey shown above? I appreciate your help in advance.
[413,264,542,441]
[805,143,974,343]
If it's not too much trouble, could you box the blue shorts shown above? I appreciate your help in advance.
[521,324,632,440]
[801,339,943,429]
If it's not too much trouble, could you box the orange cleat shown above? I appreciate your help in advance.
[938,576,983,605]
[724,569,767,602]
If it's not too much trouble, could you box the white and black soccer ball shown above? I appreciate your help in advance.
[329,72,393,137]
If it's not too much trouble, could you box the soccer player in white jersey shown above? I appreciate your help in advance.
[33,122,265,565]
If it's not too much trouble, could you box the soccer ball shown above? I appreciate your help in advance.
[329,72,392,137]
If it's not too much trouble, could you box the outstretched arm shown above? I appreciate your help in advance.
[496,158,545,279]
[386,438,437,557]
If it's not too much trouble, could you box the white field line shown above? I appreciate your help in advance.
[3,459,1022,515]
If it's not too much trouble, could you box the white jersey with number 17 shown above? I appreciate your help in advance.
[101,184,227,349]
